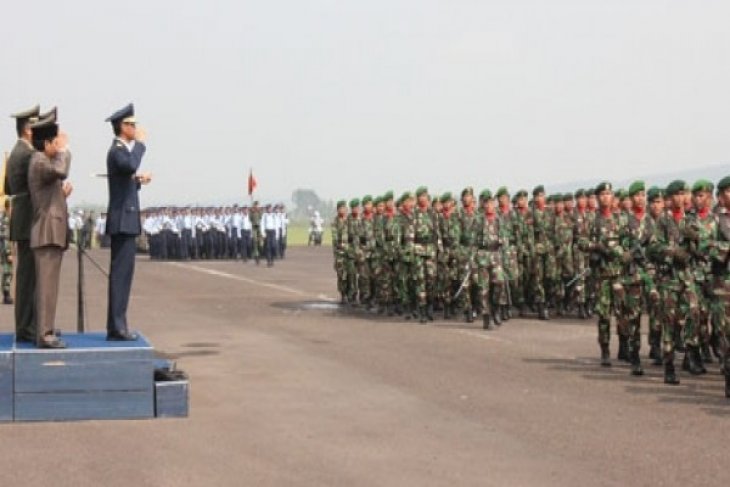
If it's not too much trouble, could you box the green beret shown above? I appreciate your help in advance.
[461,186,474,198]
[349,198,360,208]
[586,188,595,197]
[532,185,545,196]
[431,194,440,204]
[479,189,493,200]
[595,181,612,194]
[373,196,383,206]
[647,186,663,202]
[515,189,528,198]
[615,189,627,200]
[383,190,394,201]
[717,176,730,193]
[496,186,509,198]
[574,189,586,198]
[336,200,347,209]
[361,195,373,205]
[628,181,645,197]
[440,192,453,204]
[401,191,413,201]
[666,180,688,197]
[692,179,713,194]
[415,186,428,197]
[562,193,573,202]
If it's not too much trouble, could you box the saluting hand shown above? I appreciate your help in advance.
[54,132,69,152]
[135,171,152,185]
[135,126,147,143]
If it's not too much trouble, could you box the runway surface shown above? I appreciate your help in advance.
[0,246,726,486]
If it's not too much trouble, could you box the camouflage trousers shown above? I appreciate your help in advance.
[572,247,589,304]
[456,248,478,312]
[437,247,459,307]
[595,275,626,345]
[475,249,506,317]
[374,252,396,307]
[711,276,730,373]
[396,259,415,310]
[517,251,532,307]
[622,270,658,353]
[345,252,359,303]
[357,252,374,305]
[501,245,519,308]
[657,275,700,356]
[554,245,575,307]
[333,252,348,299]
[413,245,436,307]
[530,248,556,305]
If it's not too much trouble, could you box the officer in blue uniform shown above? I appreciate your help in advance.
[104,103,151,340]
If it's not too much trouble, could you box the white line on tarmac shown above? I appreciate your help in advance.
[166,261,330,299]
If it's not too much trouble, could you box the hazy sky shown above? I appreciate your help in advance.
[2,0,729,206]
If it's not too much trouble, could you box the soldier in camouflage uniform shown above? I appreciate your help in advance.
[687,180,718,364]
[645,186,665,364]
[371,196,386,313]
[581,182,630,367]
[458,187,479,323]
[357,196,377,309]
[513,190,533,317]
[0,204,13,305]
[708,176,730,397]
[552,194,575,316]
[621,181,659,375]
[331,200,350,304]
[437,193,461,319]
[376,191,399,315]
[571,189,592,319]
[345,199,361,305]
[648,180,703,385]
[497,187,519,322]
[475,190,506,329]
[412,187,440,323]
[530,185,555,320]
[250,201,263,265]
[397,192,418,319]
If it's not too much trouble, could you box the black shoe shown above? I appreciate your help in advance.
[492,310,502,327]
[107,330,139,341]
[664,362,680,385]
[501,305,510,323]
[600,344,611,367]
[16,334,35,343]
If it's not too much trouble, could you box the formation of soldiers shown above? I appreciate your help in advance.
[331,180,730,398]
[140,202,288,266]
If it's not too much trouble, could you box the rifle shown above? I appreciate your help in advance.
[453,255,474,301]
[565,267,590,288]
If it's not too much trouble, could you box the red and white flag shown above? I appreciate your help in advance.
[247,169,257,196]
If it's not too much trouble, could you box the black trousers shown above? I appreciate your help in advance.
[14,240,36,340]
[265,230,277,265]
[107,234,137,336]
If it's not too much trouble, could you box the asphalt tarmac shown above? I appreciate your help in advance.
[0,246,726,486]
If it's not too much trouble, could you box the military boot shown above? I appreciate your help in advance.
[492,307,502,326]
[465,307,474,323]
[684,347,704,375]
[630,347,644,376]
[418,305,428,324]
[617,336,629,362]
[394,303,403,316]
[600,344,611,367]
[664,356,680,385]
[482,314,495,331]
[700,343,713,364]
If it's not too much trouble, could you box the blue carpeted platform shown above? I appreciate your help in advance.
[2,332,188,422]
[0,334,13,421]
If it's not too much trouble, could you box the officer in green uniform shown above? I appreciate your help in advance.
[475,189,506,329]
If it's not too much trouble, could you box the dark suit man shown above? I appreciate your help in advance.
[105,103,151,341]
[4,105,40,342]
[28,116,71,349]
